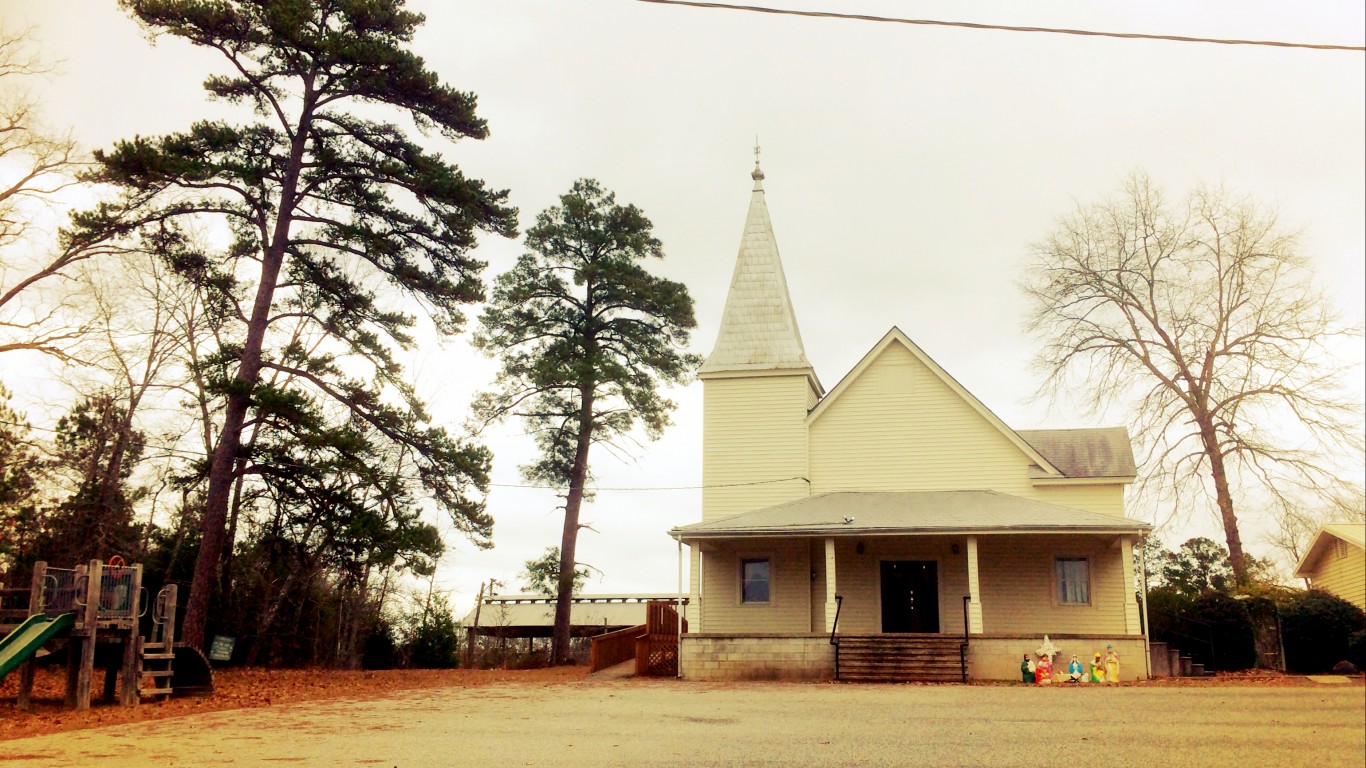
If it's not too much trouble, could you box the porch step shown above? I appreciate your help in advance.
[836,635,965,683]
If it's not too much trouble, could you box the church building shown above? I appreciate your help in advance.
[669,158,1152,682]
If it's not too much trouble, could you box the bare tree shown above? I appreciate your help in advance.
[0,26,89,362]
[1265,489,1365,573]
[1023,172,1364,584]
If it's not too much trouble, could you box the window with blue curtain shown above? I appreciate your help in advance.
[1056,557,1090,604]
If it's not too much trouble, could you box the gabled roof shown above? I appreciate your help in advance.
[698,162,822,394]
[670,490,1151,539]
[1018,428,1137,480]
[805,327,1065,477]
[1294,523,1366,578]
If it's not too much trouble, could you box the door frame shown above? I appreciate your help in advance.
[877,558,942,634]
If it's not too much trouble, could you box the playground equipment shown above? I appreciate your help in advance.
[0,560,209,711]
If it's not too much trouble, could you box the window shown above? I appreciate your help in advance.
[741,558,771,603]
[1056,557,1090,605]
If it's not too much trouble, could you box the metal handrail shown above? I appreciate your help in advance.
[960,595,971,683]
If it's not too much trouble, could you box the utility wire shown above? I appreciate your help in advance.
[1,418,793,493]
[637,0,1366,52]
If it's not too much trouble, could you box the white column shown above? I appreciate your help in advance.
[1120,536,1141,634]
[689,543,703,632]
[966,536,984,634]
[824,538,838,632]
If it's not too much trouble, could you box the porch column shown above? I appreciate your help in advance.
[689,543,703,632]
[824,538,838,632]
[965,536,984,634]
[1119,536,1141,634]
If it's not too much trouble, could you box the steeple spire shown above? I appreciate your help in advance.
[699,156,822,394]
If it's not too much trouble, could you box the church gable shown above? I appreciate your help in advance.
[807,329,1059,495]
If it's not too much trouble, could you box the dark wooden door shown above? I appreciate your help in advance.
[880,560,939,633]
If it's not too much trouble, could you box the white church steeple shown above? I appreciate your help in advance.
[699,149,822,395]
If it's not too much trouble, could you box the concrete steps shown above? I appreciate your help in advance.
[836,635,965,683]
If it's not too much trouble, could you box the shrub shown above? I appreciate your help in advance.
[1281,590,1366,673]
[406,597,461,669]
[1146,587,1257,670]
[1187,592,1257,671]
[362,620,398,670]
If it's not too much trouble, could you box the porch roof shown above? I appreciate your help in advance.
[670,490,1151,539]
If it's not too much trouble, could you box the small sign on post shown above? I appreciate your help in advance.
[208,635,235,663]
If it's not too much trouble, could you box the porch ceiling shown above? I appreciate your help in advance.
[670,490,1152,539]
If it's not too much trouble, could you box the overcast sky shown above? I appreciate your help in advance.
[7,0,1364,613]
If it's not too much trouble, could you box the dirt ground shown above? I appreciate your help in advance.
[1,669,1362,767]
[0,664,587,741]
[0,665,1340,743]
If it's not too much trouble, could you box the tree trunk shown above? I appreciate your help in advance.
[181,101,315,650]
[1200,420,1247,584]
[552,386,595,665]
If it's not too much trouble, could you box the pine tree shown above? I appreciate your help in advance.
[71,0,516,647]
[474,179,699,664]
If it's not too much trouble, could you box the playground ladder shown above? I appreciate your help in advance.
[139,583,179,699]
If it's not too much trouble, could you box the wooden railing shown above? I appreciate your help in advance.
[589,624,647,672]
[637,601,688,677]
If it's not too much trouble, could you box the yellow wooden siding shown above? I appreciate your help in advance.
[702,375,813,521]
[810,344,1036,496]
[1311,545,1365,612]
[1031,485,1127,518]
[976,535,1132,635]
[808,343,1128,517]
[699,539,812,633]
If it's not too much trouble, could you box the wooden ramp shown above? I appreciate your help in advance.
[587,601,687,677]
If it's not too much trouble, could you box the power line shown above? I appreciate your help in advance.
[490,476,807,492]
[637,0,1366,52]
[1,418,793,494]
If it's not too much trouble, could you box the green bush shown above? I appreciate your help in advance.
[1146,585,1194,641]
[1281,590,1366,673]
[1146,587,1257,671]
[1188,593,1257,671]
[406,597,461,669]
[362,621,398,670]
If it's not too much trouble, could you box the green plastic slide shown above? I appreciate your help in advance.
[0,612,74,682]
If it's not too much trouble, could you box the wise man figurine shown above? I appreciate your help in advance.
[1104,644,1121,682]
[1021,654,1034,683]
[1090,652,1105,683]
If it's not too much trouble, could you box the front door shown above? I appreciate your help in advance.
[880,560,939,633]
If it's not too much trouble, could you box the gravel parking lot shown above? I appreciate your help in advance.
[2,677,1362,767]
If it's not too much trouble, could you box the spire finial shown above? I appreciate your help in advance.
[751,137,764,181]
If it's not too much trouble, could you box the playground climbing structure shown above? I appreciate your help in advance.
[0,559,202,711]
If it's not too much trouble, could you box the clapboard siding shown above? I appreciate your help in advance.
[702,374,814,521]
[976,535,1131,635]
[809,343,1129,518]
[701,539,812,633]
[1031,485,1127,518]
[810,345,1033,496]
[1311,545,1365,611]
